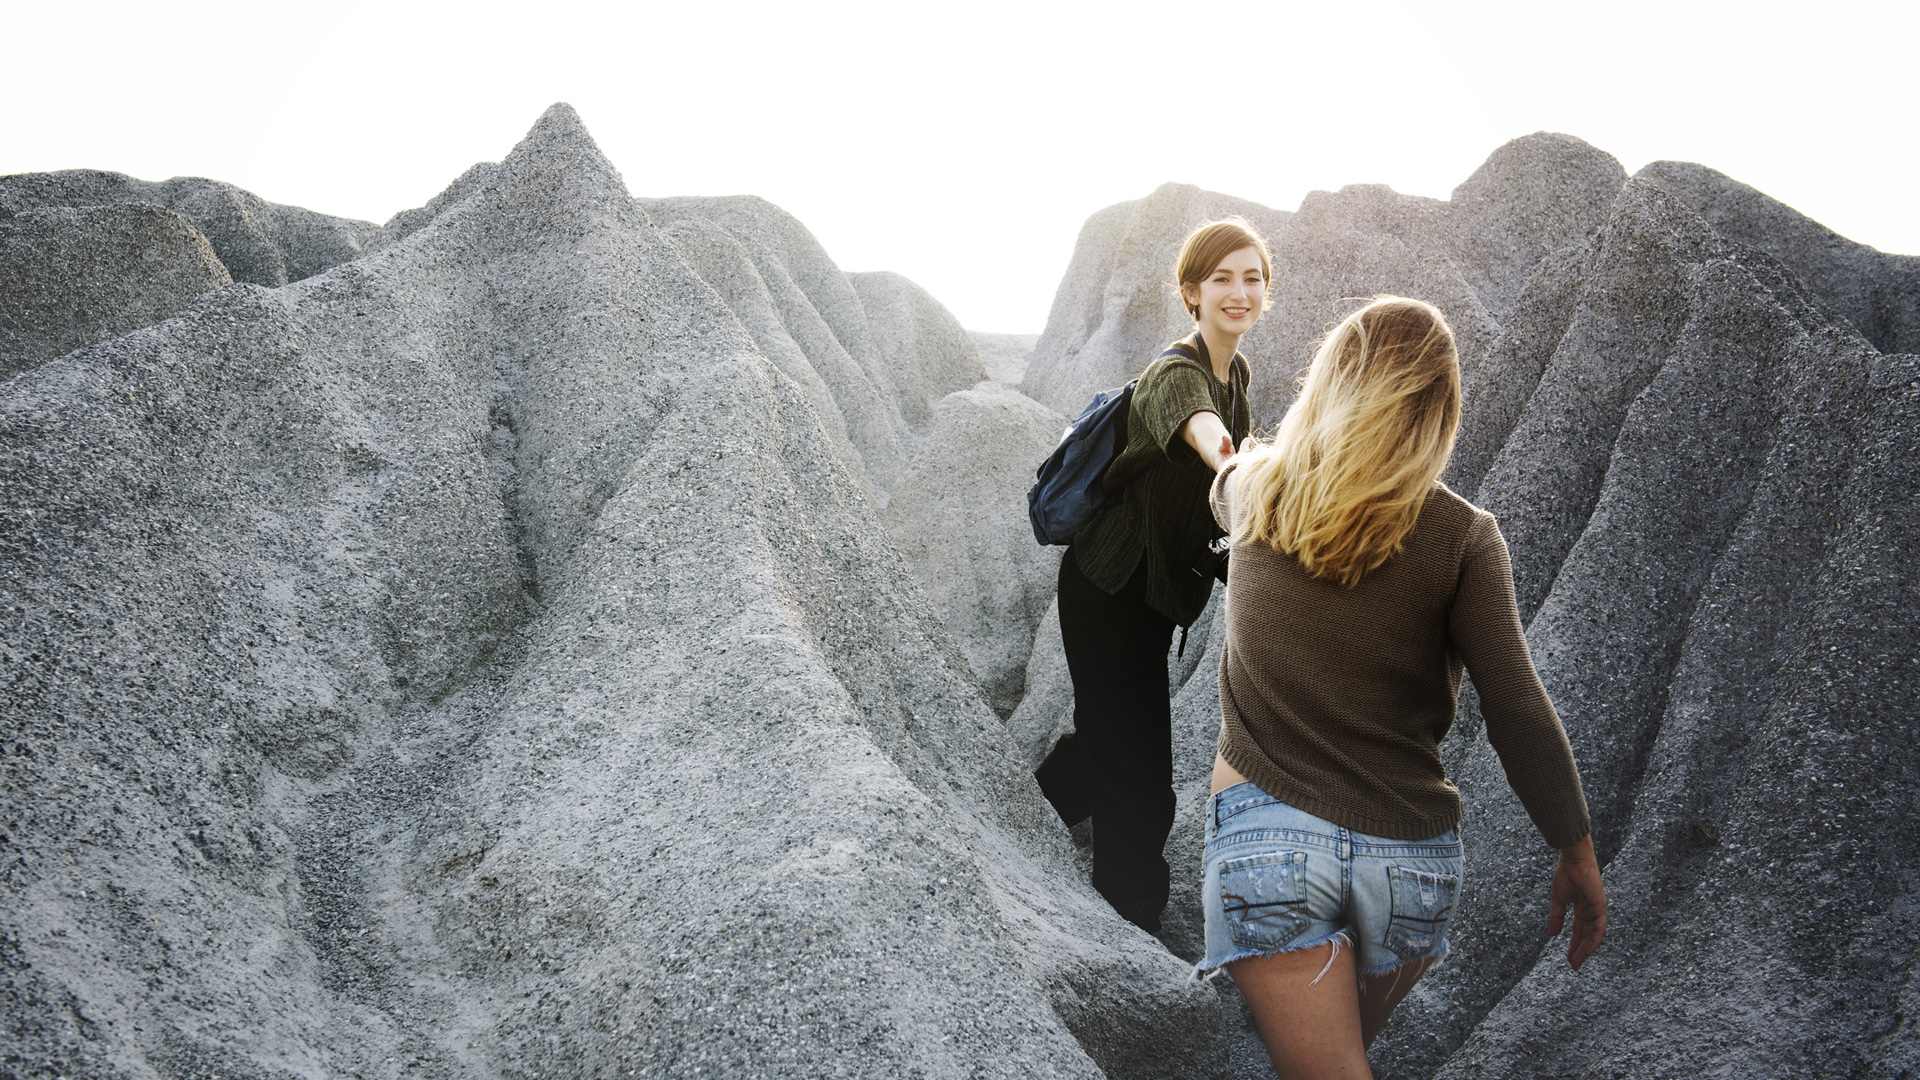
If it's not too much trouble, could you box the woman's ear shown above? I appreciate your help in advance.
[1181,283,1199,319]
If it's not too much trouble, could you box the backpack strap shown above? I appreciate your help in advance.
[1159,337,1203,366]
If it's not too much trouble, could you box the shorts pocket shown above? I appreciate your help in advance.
[1384,865,1459,962]
[1217,851,1310,951]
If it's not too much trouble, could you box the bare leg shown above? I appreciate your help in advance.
[1358,956,1438,1049]
[1227,941,1370,1079]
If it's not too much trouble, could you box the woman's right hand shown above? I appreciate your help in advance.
[1180,410,1236,472]
[1548,835,1608,970]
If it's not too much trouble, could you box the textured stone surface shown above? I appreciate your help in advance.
[971,331,1039,385]
[1444,133,1628,320]
[849,270,989,435]
[0,203,231,376]
[883,383,1064,717]
[1018,184,1292,417]
[0,106,1268,1079]
[0,169,379,288]
[642,195,911,500]
[4,112,1916,1079]
[1637,159,1920,356]
[1379,178,1920,1080]
[1016,137,1917,1077]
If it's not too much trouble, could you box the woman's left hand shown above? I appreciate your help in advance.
[1548,835,1608,971]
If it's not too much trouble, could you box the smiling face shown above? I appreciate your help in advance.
[1182,245,1267,341]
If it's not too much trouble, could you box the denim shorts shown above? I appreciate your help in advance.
[1196,782,1464,979]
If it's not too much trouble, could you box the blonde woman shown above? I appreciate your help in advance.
[1035,217,1268,933]
[1199,297,1607,1076]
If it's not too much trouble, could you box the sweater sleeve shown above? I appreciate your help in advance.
[1449,512,1592,850]
[1210,459,1241,531]
[1134,359,1219,461]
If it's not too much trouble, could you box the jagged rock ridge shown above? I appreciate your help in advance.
[0,106,1264,1079]
[2,114,1914,1080]
[1018,133,1918,1077]
[0,203,231,377]
[0,169,380,288]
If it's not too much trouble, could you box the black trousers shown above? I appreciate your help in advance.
[1035,548,1176,932]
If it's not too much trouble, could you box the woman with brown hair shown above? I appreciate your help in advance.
[1036,217,1269,933]
[1198,296,1607,1076]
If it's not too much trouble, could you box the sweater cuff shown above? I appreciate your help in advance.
[1210,460,1240,531]
[1540,817,1592,852]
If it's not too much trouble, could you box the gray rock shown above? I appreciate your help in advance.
[1637,159,1920,355]
[1,202,231,376]
[1254,182,1499,429]
[1447,235,1593,498]
[375,160,500,248]
[1020,135,1626,444]
[1019,183,1292,418]
[883,383,1065,717]
[0,103,1269,1080]
[7,107,1916,1079]
[1014,137,1918,1078]
[1472,181,1723,620]
[1007,595,1074,770]
[0,168,379,287]
[1444,132,1628,320]
[850,270,989,435]
[642,195,910,498]
[651,212,870,492]
[971,331,1040,385]
[1377,178,1920,1080]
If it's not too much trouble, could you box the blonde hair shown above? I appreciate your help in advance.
[1172,218,1272,319]
[1231,297,1461,586]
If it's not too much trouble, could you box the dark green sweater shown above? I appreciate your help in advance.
[1071,336,1251,627]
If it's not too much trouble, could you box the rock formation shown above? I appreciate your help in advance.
[1377,175,1918,1080]
[1029,133,1918,1077]
[0,203,231,376]
[0,169,379,289]
[849,270,989,437]
[1018,185,1291,418]
[2,114,1914,1080]
[1635,159,1920,356]
[970,331,1038,386]
[883,383,1065,718]
[0,105,1270,1080]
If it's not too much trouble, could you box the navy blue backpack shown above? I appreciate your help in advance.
[1027,379,1137,545]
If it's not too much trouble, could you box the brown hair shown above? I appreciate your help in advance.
[1230,296,1462,586]
[1173,217,1273,319]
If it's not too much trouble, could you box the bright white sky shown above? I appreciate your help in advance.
[4,0,1913,333]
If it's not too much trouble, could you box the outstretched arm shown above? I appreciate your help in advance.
[1548,835,1608,970]
[1180,410,1235,472]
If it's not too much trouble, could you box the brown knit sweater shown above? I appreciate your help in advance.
[1210,466,1591,850]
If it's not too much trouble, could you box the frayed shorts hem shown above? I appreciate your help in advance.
[1192,932,1448,984]
[1191,928,1351,983]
